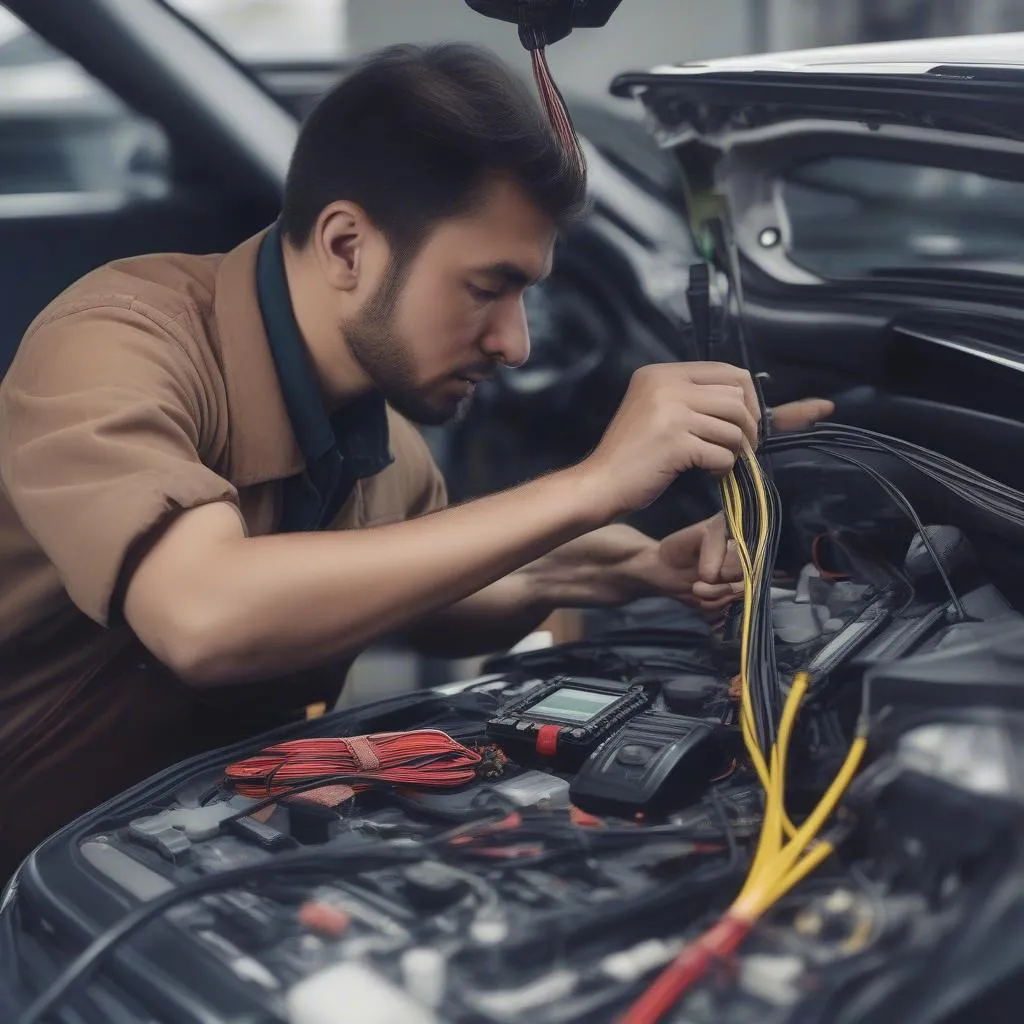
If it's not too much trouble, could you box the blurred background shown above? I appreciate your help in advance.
[4,0,1024,704]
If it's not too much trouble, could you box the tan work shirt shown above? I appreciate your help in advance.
[0,231,447,877]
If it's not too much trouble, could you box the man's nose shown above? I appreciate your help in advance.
[482,298,531,369]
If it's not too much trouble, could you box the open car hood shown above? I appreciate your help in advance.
[611,33,1024,294]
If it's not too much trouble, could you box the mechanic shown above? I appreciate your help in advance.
[0,44,832,879]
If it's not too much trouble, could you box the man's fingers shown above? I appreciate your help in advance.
[719,540,744,583]
[691,437,738,477]
[770,398,835,433]
[683,363,761,435]
[659,521,703,570]
[697,513,729,583]
[692,579,744,604]
[687,388,758,447]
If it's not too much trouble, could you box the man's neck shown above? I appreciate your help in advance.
[281,238,373,412]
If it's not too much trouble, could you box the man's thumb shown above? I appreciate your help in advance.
[770,397,835,433]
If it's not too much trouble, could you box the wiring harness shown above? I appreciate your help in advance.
[620,440,869,1024]
[765,422,1024,530]
[621,421,1024,1022]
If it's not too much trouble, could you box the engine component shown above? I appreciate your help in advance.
[867,621,1024,710]
[660,673,720,716]
[904,524,976,591]
[286,961,440,1024]
[569,711,726,817]
[10,530,1024,1024]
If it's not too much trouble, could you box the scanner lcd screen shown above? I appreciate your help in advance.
[525,687,618,724]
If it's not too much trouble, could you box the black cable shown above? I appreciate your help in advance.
[708,787,741,873]
[497,856,744,959]
[761,424,990,618]
[803,444,967,620]
[15,845,424,1024]
[732,449,784,757]
[766,424,1024,529]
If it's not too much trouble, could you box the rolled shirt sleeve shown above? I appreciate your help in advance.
[0,301,239,626]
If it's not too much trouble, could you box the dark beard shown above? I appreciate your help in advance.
[342,261,473,426]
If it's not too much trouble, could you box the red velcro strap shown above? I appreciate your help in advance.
[345,735,381,772]
[535,724,562,758]
[288,784,358,808]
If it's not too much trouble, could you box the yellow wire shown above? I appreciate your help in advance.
[766,735,867,884]
[742,745,782,891]
[719,441,868,929]
[735,734,867,920]
[737,671,808,904]
[762,838,835,909]
[721,449,797,839]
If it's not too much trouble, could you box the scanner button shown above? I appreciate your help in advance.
[618,744,653,766]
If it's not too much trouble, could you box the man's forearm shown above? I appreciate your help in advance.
[405,524,653,659]
[405,572,553,659]
[126,465,609,686]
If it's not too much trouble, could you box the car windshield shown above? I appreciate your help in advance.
[780,155,1024,280]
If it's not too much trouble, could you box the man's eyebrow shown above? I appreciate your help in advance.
[473,261,545,288]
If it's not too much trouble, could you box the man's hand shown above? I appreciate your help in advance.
[657,513,745,612]
[518,516,744,616]
[579,362,760,520]
[408,391,836,658]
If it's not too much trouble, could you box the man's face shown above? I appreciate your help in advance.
[341,177,557,425]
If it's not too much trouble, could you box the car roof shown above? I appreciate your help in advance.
[647,32,1024,78]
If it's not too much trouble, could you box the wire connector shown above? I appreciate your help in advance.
[463,1,625,48]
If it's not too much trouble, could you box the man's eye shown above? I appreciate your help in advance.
[467,283,501,302]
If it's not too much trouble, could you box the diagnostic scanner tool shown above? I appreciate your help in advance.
[569,711,726,818]
[486,677,653,769]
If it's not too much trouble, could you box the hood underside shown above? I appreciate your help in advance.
[612,40,1024,292]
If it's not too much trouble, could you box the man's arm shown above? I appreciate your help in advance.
[403,519,746,659]
[125,362,761,686]
[125,467,605,686]
[401,524,652,659]
[401,573,551,660]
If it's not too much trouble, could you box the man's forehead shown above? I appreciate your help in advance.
[426,221,555,281]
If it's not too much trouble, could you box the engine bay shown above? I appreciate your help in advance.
[10,434,1024,1024]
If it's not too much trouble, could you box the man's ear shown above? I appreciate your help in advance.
[312,201,373,293]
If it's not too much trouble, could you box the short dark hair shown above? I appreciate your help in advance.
[280,43,587,256]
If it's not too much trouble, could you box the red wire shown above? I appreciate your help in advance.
[531,48,586,177]
[618,915,751,1024]
[225,730,488,798]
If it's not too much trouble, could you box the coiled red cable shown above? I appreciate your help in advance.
[224,730,499,799]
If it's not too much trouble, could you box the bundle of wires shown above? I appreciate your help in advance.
[763,422,1024,623]
[520,27,587,180]
[764,423,1024,531]
[619,440,869,1024]
[224,730,500,800]
[720,440,784,765]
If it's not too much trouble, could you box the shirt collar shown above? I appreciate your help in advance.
[256,222,338,465]
[213,226,392,486]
